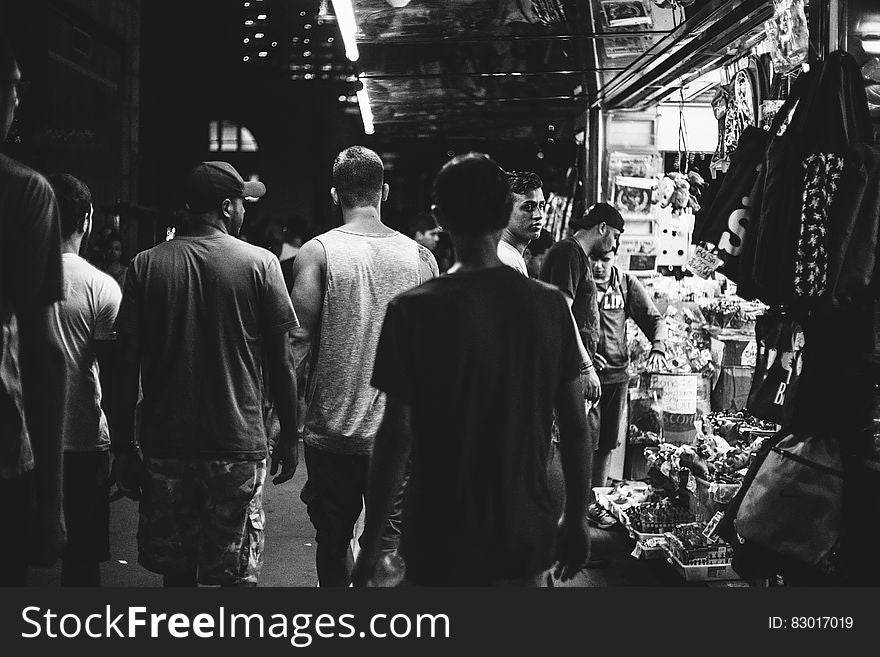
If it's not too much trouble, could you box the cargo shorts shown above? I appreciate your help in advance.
[138,456,266,586]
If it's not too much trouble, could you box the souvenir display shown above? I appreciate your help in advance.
[764,0,809,74]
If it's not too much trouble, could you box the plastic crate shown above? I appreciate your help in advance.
[664,550,740,582]
[664,533,734,566]
[595,488,667,560]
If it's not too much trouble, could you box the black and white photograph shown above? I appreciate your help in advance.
[0,0,877,652]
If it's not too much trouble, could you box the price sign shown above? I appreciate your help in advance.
[687,245,723,279]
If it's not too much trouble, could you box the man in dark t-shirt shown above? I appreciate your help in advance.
[352,153,592,586]
[0,32,67,585]
[114,162,300,586]
[539,203,624,530]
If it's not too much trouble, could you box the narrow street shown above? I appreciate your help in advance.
[26,445,733,588]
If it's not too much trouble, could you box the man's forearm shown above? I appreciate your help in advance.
[556,381,592,522]
[112,340,140,452]
[19,310,66,505]
[266,331,299,439]
[95,341,117,435]
[361,410,412,560]
[290,327,312,389]
[559,427,591,522]
[564,295,592,369]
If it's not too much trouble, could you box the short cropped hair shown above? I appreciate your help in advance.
[432,152,509,236]
[47,173,92,240]
[332,146,384,209]
[505,170,543,197]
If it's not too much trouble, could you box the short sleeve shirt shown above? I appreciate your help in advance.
[0,154,63,479]
[371,266,581,584]
[115,234,299,459]
[52,254,122,452]
[539,237,599,359]
[497,239,528,276]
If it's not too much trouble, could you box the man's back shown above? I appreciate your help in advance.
[371,266,582,584]
[302,227,424,455]
[116,234,297,459]
[0,153,63,478]
[51,254,120,451]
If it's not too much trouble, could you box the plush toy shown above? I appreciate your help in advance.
[652,170,708,215]
[652,176,675,207]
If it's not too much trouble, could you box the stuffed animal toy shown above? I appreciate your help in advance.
[652,175,675,207]
[652,171,708,215]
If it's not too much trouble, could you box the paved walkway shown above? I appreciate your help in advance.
[27,443,730,587]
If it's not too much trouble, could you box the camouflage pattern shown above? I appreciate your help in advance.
[138,457,266,585]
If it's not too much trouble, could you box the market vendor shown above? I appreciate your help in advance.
[588,249,668,530]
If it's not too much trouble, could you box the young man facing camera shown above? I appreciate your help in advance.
[497,170,545,276]
[353,153,591,586]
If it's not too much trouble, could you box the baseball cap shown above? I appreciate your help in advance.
[185,161,266,214]
[570,202,625,233]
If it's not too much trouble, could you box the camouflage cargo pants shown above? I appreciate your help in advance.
[138,457,266,586]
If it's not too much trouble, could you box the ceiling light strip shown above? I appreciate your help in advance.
[357,78,375,135]
[330,0,359,62]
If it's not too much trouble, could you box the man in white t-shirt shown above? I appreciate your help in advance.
[496,170,545,276]
[47,173,122,586]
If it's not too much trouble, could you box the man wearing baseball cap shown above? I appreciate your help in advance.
[539,202,624,550]
[114,161,300,586]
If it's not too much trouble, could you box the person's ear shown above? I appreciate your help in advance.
[381,183,390,202]
[222,198,234,219]
[330,187,340,206]
[81,204,93,235]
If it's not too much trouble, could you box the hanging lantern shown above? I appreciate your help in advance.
[385,0,411,7]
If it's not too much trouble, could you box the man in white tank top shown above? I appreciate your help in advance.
[290,146,438,586]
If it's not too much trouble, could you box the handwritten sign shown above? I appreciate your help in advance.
[687,245,723,279]
[649,374,699,415]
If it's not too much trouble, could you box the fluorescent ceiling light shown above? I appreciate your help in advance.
[863,38,880,55]
[330,0,359,61]
[357,78,374,135]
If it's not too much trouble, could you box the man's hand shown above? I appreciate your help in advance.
[112,450,144,501]
[270,437,299,485]
[351,550,380,587]
[581,368,601,402]
[553,515,590,582]
[593,353,608,372]
[645,350,668,373]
